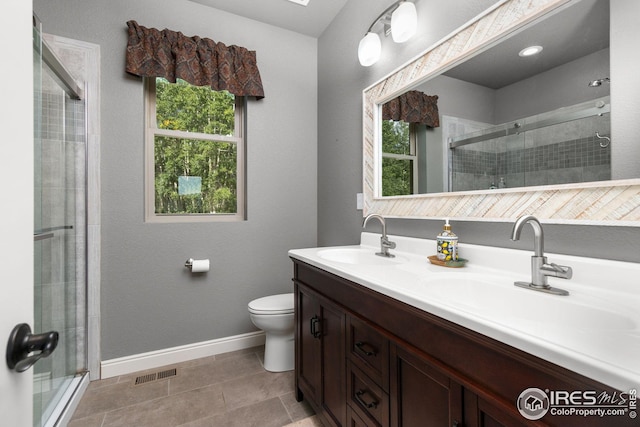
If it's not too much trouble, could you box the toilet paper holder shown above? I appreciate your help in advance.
[184,258,210,273]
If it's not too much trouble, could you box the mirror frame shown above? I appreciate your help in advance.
[362,0,640,225]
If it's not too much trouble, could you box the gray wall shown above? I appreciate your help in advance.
[418,75,496,124]
[318,0,502,247]
[317,0,640,264]
[494,49,610,123]
[34,0,318,360]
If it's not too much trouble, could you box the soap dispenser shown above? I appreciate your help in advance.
[437,218,458,261]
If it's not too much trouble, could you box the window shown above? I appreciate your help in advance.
[145,77,245,222]
[381,119,418,196]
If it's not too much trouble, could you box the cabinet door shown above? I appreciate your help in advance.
[321,302,347,427]
[390,344,463,427]
[296,284,322,404]
[296,283,346,427]
[464,391,533,427]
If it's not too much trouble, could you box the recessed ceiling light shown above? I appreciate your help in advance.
[518,45,543,57]
[286,0,310,6]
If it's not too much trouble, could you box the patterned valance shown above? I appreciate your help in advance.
[382,91,439,127]
[125,20,264,99]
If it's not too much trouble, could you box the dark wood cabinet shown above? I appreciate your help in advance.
[348,360,389,426]
[463,391,532,427]
[295,283,346,427]
[296,284,321,403]
[389,343,531,427]
[292,259,633,427]
[390,344,463,427]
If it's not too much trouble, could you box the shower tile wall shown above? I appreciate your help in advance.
[451,108,611,191]
[498,135,610,187]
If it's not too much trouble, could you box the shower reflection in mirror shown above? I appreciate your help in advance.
[446,98,611,192]
[381,97,611,195]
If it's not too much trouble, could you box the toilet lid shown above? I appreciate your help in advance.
[248,293,294,315]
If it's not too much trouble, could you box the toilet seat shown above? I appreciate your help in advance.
[248,293,294,315]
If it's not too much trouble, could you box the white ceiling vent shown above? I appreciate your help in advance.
[287,0,310,6]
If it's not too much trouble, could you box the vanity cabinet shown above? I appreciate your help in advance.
[390,343,463,427]
[292,259,633,427]
[295,282,346,427]
[391,342,531,427]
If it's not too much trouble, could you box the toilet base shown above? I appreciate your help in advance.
[248,294,295,373]
[263,332,294,372]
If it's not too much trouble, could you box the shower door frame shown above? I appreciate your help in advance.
[38,33,101,426]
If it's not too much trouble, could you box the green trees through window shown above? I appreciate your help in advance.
[381,119,414,196]
[152,78,242,215]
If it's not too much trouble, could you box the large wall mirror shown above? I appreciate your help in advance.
[363,0,640,224]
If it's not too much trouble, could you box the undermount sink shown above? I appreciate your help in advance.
[420,273,636,331]
[316,247,408,265]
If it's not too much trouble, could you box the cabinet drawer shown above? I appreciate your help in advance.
[348,361,389,427]
[347,405,371,427]
[347,316,389,390]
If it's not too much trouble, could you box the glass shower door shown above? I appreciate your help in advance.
[33,19,87,427]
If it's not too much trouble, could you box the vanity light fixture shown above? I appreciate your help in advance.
[391,1,417,43]
[358,32,382,67]
[518,45,543,57]
[358,1,418,67]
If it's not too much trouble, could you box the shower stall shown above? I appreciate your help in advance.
[447,98,611,192]
[33,17,89,427]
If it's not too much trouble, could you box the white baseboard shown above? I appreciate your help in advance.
[100,331,265,379]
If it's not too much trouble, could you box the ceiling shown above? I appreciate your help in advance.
[443,0,609,89]
[187,0,349,37]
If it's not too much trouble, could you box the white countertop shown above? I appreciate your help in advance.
[289,232,640,393]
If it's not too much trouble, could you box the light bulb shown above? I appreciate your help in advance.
[391,1,417,43]
[358,32,382,66]
[518,45,543,57]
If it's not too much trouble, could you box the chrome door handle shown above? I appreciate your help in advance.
[6,323,59,373]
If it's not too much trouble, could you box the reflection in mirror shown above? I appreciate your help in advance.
[380,0,611,196]
[381,91,440,196]
[448,97,610,191]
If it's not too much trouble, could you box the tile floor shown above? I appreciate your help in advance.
[68,346,324,427]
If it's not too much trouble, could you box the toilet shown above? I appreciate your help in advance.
[248,293,295,372]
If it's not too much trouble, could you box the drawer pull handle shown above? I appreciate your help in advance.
[355,389,378,409]
[355,341,377,357]
[453,422,460,427]
[310,316,321,338]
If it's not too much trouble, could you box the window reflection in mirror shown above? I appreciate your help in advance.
[381,120,414,196]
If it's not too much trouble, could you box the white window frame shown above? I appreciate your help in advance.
[381,122,419,194]
[144,77,246,223]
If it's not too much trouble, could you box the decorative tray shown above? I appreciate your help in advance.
[427,255,468,268]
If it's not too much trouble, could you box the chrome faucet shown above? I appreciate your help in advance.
[363,213,396,258]
[511,215,572,296]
